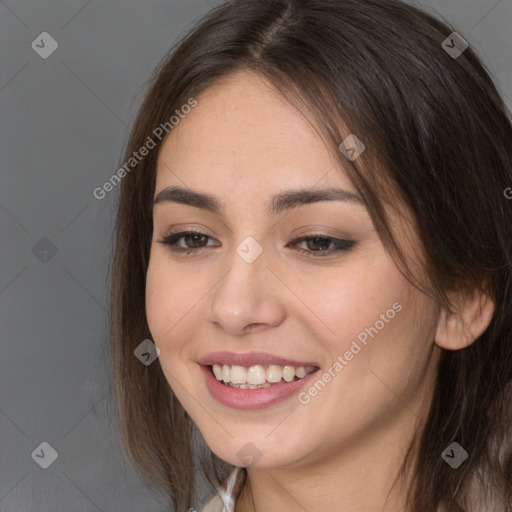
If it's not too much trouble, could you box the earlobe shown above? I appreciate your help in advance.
[434,288,495,351]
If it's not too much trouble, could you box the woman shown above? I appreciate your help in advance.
[109,0,512,510]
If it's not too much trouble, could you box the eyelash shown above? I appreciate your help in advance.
[157,229,355,259]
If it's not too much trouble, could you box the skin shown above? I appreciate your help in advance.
[145,70,494,512]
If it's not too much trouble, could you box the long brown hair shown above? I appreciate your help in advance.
[109,1,512,510]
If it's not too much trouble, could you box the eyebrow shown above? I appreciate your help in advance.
[153,185,364,215]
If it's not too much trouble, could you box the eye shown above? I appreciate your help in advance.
[157,230,355,258]
[287,234,355,258]
[157,230,218,254]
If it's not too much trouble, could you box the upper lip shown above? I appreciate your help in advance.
[197,351,320,368]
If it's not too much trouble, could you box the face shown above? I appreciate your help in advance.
[145,71,441,470]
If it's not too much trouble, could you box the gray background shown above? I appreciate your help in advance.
[0,0,510,511]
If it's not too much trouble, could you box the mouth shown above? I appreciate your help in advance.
[197,351,321,409]
[199,361,320,409]
[207,363,318,389]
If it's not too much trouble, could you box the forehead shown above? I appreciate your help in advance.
[155,71,353,194]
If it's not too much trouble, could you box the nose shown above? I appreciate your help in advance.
[205,244,287,336]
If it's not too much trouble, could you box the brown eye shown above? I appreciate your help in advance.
[181,232,209,248]
[158,230,218,252]
[288,235,355,258]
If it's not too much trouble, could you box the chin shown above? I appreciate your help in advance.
[201,430,304,469]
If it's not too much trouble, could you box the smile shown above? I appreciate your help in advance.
[200,363,320,409]
[211,363,317,389]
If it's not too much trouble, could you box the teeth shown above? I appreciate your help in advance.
[212,364,223,380]
[266,364,283,383]
[282,366,295,382]
[296,366,307,378]
[228,382,272,389]
[230,365,247,384]
[211,363,316,386]
[247,365,266,385]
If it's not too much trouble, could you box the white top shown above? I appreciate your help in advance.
[200,467,242,512]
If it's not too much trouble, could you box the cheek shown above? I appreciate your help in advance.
[145,258,165,338]
[317,282,437,417]
[145,254,187,345]
[289,257,408,354]
[145,249,207,328]
[145,256,198,389]
[294,256,437,405]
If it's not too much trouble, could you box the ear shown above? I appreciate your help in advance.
[435,287,495,350]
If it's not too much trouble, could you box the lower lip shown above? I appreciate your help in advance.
[200,365,319,410]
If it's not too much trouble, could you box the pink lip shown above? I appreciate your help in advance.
[197,351,319,368]
[200,364,320,410]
